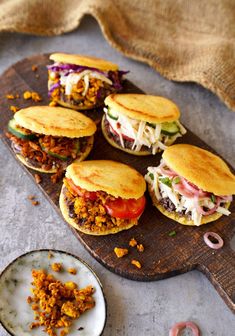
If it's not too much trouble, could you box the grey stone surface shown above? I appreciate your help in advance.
[0,16,234,336]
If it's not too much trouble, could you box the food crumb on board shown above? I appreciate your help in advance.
[10,105,19,113]
[131,259,142,269]
[31,65,38,72]
[28,195,35,200]
[23,90,42,102]
[6,94,15,100]
[68,268,77,275]
[34,173,42,184]
[137,244,144,252]
[51,262,63,272]
[28,269,95,336]
[31,200,39,206]
[114,247,129,258]
[129,238,137,247]
[27,195,39,206]
[48,251,54,259]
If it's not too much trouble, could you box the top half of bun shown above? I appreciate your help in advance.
[162,144,235,196]
[65,160,146,199]
[104,94,180,123]
[14,106,96,138]
[49,53,119,72]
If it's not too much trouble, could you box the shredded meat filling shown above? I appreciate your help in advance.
[6,132,87,171]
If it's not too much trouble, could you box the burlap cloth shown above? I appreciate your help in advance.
[0,0,235,111]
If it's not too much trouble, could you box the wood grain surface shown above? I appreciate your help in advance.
[0,54,234,313]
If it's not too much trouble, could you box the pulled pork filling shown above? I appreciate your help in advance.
[63,179,137,233]
[145,160,232,226]
[103,107,186,154]
[6,130,88,171]
[48,63,127,109]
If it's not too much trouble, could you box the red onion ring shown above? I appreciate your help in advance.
[169,321,200,336]
[159,161,178,177]
[203,232,224,249]
[194,196,221,216]
[172,181,194,198]
[181,178,208,197]
[220,195,233,202]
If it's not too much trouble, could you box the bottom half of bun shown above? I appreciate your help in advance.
[59,185,140,235]
[148,185,230,226]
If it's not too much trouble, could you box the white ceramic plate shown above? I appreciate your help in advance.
[0,249,107,336]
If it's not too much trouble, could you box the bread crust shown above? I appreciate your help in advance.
[163,144,235,195]
[66,160,146,199]
[104,94,180,123]
[14,106,97,138]
[49,53,118,71]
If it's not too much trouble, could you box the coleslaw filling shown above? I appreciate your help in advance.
[104,107,186,154]
[145,160,232,225]
[48,62,127,97]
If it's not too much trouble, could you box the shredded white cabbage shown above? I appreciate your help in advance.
[60,70,112,95]
[144,166,232,226]
[104,108,184,154]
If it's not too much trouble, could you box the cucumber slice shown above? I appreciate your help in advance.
[161,122,179,136]
[8,119,36,140]
[107,108,118,121]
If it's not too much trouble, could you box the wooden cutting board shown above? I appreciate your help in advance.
[0,54,234,313]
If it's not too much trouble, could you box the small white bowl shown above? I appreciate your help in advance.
[0,249,107,336]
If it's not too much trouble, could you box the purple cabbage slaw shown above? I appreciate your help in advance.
[47,63,129,92]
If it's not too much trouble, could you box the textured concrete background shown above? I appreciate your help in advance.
[0,16,235,336]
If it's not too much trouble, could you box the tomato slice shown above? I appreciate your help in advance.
[104,196,146,219]
[66,178,97,201]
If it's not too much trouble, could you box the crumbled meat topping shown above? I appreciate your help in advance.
[28,269,95,336]
[114,247,129,258]
[129,238,137,247]
[51,263,62,272]
[131,260,142,269]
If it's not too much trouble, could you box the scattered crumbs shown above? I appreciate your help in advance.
[129,238,137,247]
[31,65,38,72]
[78,327,84,331]
[6,94,15,100]
[28,195,35,200]
[51,169,63,184]
[137,244,144,252]
[31,91,42,102]
[168,230,176,237]
[114,247,128,258]
[31,200,39,206]
[23,91,42,102]
[27,296,33,304]
[68,268,77,275]
[131,259,142,269]
[51,262,63,272]
[48,251,54,259]
[49,100,58,107]
[10,105,19,113]
[34,173,42,184]
[23,91,32,99]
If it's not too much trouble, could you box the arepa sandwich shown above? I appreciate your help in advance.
[102,94,186,155]
[145,144,235,226]
[48,53,128,110]
[59,160,146,235]
[6,106,96,173]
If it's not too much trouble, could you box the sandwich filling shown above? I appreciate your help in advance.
[145,160,232,226]
[63,178,146,233]
[6,118,90,171]
[48,63,128,109]
[103,107,186,154]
